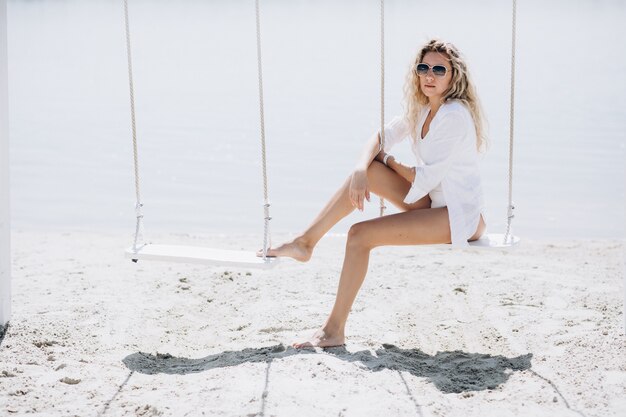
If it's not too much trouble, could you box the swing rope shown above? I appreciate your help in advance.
[379,0,386,217]
[123,0,144,253]
[504,0,517,244]
[255,0,273,259]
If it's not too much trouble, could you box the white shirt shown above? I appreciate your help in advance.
[382,99,485,247]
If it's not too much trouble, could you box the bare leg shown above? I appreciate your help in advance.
[259,176,355,262]
[293,208,485,348]
[260,161,431,261]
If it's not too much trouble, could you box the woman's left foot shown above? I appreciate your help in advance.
[292,328,345,349]
[255,237,313,262]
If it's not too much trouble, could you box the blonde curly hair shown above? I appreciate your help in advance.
[404,39,487,151]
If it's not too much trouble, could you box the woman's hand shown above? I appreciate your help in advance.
[349,169,370,211]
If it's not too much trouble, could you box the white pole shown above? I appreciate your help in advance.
[0,0,11,328]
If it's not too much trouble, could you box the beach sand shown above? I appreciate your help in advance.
[0,230,624,416]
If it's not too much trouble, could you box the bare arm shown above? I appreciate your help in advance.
[354,132,382,172]
[375,152,415,184]
[387,157,416,183]
[349,132,382,211]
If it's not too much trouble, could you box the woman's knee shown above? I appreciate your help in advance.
[365,160,395,198]
[347,222,373,250]
[366,160,386,180]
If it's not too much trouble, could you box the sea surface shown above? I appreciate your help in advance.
[6,0,626,241]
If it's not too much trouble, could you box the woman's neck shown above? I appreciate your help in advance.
[428,97,444,115]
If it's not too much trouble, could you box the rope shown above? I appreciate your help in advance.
[379,0,386,217]
[255,0,272,258]
[504,0,517,244]
[124,0,144,252]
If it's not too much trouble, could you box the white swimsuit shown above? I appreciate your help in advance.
[428,184,446,208]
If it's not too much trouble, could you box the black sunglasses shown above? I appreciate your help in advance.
[415,63,449,77]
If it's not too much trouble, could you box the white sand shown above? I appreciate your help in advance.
[1,230,625,416]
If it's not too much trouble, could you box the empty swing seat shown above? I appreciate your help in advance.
[122,1,279,269]
[125,244,280,269]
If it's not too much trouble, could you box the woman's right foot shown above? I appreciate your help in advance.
[256,237,313,262]
[292,327,345,349]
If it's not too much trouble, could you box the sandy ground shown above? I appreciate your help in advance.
[0,230,625,417]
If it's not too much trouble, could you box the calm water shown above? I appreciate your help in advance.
[6,0,626,240]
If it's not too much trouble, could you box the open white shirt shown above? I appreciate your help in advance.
[382,99,485,247]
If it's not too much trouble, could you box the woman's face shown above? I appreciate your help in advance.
[418,51,453,100]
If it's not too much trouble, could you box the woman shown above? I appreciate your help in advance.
[262,39,487,348]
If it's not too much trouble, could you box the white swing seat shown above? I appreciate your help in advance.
[468,233,520,249]
[125,244,279,269]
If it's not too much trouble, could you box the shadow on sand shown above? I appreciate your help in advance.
[123,343,532,394]
[0,323,7,349]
